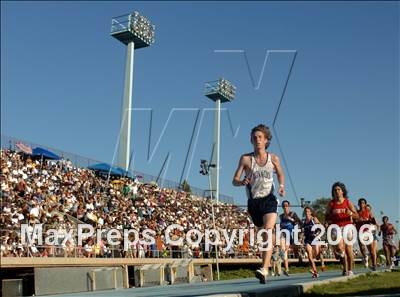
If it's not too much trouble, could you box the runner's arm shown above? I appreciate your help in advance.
[369,210,379,227]
[347,201,359,220]
[271,154,285,196]
[232,155,249,186]
[293,212,302,225]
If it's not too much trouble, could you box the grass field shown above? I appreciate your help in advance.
[303,270,400,296]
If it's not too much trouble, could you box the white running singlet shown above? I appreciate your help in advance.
[246,153,275,199]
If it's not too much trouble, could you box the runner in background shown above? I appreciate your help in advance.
[379,216,398,269]
[355,198,378,270]
[325,182,359,276]
[279,200,301,276]
[302,206,326,278]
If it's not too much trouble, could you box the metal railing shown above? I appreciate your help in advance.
[0,134,235,203]
[0,244,316,258]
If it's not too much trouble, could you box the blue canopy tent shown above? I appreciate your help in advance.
[87,163,129,177]
[32,147,61,160]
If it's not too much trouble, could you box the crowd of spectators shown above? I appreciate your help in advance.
[0,149,255,259]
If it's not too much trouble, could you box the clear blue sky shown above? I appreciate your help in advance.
[1,2,399,224]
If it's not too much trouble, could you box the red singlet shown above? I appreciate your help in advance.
[329,198,352,227]
[356,208,373,230]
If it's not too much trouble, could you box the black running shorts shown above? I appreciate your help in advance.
[247,193,278,228]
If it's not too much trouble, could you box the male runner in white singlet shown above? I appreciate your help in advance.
[233,124,286,284]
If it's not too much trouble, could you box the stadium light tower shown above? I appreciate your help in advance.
[111,11,155,171]
[199,159,220,280]
[204,78,236,204]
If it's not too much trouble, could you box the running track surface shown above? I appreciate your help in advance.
[45,268,373,297]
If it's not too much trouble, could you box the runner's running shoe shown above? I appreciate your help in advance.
[255,268,268,284]
[312,270,319,278]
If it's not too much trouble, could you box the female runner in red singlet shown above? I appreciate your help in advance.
[325,182,358,276]
[355,198,378,270]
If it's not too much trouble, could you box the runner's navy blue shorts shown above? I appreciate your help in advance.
[247,193,278,228]
[304,236,316,246]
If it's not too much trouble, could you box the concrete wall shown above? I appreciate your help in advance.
[34,266,124,296]
[2,279,23,297]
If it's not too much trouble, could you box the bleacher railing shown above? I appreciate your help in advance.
[0,243,339,261]
[1,134,235,204]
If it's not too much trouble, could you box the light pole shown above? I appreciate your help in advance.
[111,11,155,171]
[200,159,220,280]
[204,78,236,204]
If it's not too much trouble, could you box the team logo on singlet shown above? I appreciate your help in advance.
[332,208,347,215]
[252,170,272,180]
